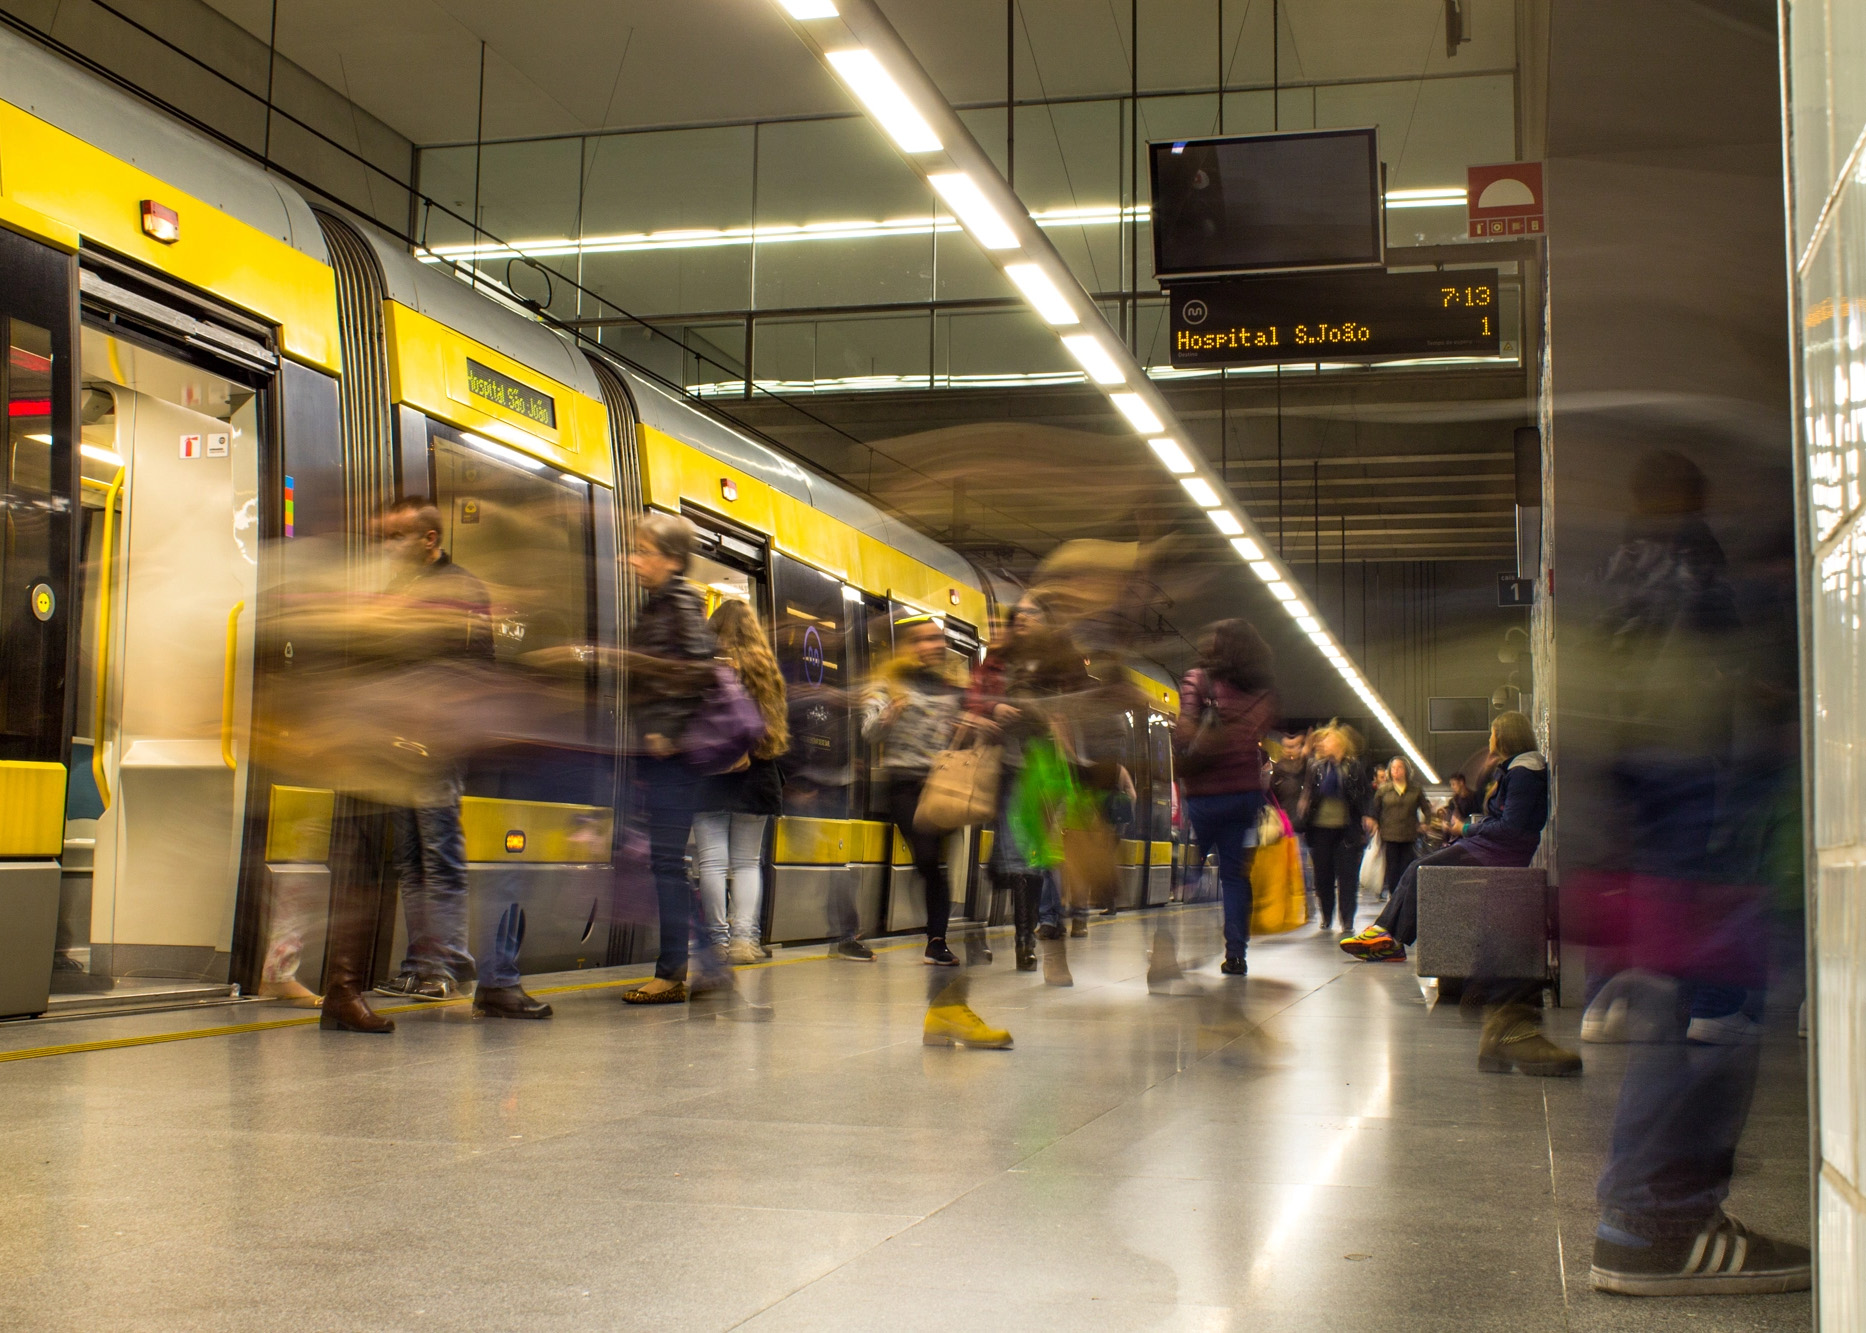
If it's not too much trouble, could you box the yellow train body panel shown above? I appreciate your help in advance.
[460,797,614,864]
[637,424,988,628]
[0,761,66,858]
[0,102,341,373]
[382,301,613,487]
[266,786,335,864]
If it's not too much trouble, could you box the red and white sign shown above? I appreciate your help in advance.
[180,433,202,459]
[1466,162,1544,238]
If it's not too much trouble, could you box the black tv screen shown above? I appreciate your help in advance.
[1150,128,1383,279]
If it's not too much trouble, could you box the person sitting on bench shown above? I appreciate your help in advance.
[1340,711,1548,964]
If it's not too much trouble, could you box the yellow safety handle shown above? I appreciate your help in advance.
[92,466,125,810]
[221,601,244,769]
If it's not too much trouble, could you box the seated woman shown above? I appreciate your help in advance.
[1341,710,1547,963]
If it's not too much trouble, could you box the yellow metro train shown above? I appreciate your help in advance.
[0,27,1180,1019]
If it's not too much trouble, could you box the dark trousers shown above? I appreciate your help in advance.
[323,796,396,999]
[1381,839,1415,898]
[639,755,703,981]
[1306,825,1362,929]
[1597,976,1762,1239]
[1374,840,1481,944]
[887,775,950,941]
[1184,790,1263,959]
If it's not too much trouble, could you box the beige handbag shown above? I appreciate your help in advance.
[914,732,1002,832]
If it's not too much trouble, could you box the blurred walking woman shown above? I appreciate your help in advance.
[1173,619,1278,975]
[694,600,789,966]
[622,513,717,1004]
[1300,724,1372,933]
[1372,756,1430,900]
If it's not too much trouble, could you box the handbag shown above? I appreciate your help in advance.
[915,731,1002,832]
[679,662,767,774]
[1176,672,1229,778]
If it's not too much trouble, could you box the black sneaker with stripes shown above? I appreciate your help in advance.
[1590,1212,1810,1296]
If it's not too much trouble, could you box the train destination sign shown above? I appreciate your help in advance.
[1167,269,1501,368]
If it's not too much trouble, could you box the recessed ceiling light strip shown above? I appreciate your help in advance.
[772,0,1439,782]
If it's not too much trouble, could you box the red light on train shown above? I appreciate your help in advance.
[141,200,180,244]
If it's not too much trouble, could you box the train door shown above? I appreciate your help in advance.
[0,229,75,1018]
[70,276,272,994]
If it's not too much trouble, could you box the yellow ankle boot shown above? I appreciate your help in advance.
[924,1002,1014,1049]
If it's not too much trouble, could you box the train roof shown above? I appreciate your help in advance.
[0,25,329,266]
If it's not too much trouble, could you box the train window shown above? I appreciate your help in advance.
[1147,711,1175,842]
[857,594,893,819]
[770,553,851,819]
[428,422,604,806]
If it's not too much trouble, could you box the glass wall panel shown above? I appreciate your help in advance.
[885,1,1008,105]
[1013,0,1135,100]
[752,117,933,308]
[1280,0,1515,81]
[1015,98,1124,294]
[417,145,478,250]
[1137,0,1220,95]
[755,313,931,392]
[936,306,1077,387]
[580,126,755,319]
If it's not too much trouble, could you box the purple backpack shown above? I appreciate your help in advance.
[680,663,767,774]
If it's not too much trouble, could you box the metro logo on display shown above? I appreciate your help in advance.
[1467,162,1545,238]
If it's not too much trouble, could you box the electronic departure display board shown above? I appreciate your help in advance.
[1166,269,1501,368]
[1150,128,1384,278]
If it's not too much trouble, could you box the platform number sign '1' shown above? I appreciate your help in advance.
[1166,269,1501,369]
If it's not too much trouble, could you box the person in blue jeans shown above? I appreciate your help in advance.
[368,496,550,1021]
[619,512,723,1006]
[1172,620,1278,976]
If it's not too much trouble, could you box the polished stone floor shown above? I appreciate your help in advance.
[0,906,1811,1332]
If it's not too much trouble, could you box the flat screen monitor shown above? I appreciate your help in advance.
[1149,128,1383,279]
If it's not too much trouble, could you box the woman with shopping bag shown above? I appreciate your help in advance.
[1172,619,1279,976]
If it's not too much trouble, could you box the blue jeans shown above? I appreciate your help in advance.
[639,755,704,981]
[1037,869,1071,929]
[391,775,476,982]
[1184,790,1264,959]
[1596,975,1762,1239]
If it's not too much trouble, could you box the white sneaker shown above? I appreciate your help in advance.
[1580,994,1628,1044]
[1686,1011,1763,1045]
[727,940,762,966]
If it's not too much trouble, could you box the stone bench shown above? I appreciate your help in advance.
[1412,865,1551,996]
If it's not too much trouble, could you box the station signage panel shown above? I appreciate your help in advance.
[1166,269,1500,368]
[1467,162,1545,238]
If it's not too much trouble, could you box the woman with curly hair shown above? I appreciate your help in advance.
[694,598,791,965]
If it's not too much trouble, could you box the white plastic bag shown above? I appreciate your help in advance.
[1358,838,1386,895]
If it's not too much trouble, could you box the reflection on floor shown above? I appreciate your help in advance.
[0,906,1810,1332]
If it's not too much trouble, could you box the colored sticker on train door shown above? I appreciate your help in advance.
[180,433,201,458]
[206,432,229,457]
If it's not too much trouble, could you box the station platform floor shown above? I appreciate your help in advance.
[0,904,1810,1332]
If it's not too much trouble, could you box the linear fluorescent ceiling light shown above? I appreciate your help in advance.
[1230,536,1263,560]
[1208,510,1245,536]
[1004,263,1077,324]
[1110,393,1162,434]
[1062,334,1124,385]
[824,50,942,154]
[929,172,1018,250]
[1248,561,1277,580]
[779,0,839,15]
[1148,437,1193,473]
[1180,476,1221,508]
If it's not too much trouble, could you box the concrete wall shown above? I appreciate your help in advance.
[1539,0,1795,911]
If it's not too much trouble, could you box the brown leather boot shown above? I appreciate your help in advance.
[320,990,395,1033]
[1479,1003,1580,1076]
[319,798,396,1035]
